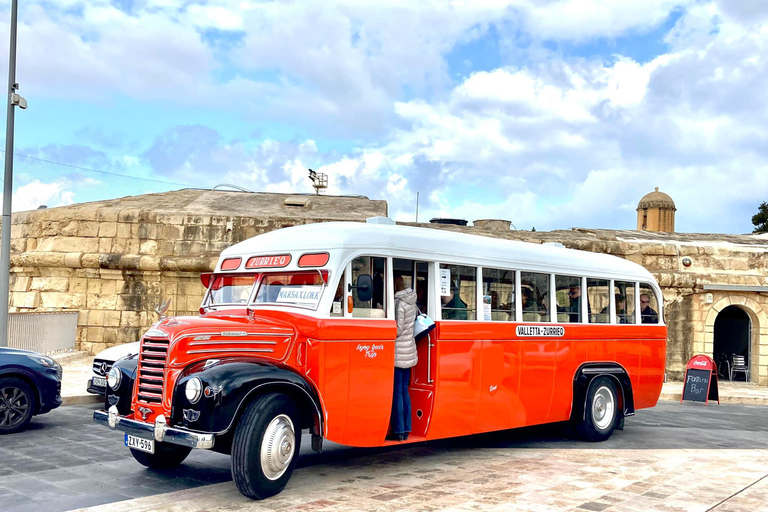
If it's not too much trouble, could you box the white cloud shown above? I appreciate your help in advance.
[8,180,76,212]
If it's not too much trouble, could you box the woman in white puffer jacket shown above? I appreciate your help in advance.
[389,276,418,441]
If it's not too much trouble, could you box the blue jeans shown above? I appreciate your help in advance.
[392,367,412,434]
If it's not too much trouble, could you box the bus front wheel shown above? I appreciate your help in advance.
[575,376,618,442]
[231,393,301,500]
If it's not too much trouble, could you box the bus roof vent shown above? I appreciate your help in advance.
[366,216,396,225]
[543,242,565,248]
[429,218,468,226]
[284,196,311,208]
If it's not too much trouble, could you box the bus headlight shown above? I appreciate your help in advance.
[107,367,122,390]
[185,377,202,404]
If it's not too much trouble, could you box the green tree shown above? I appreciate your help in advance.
[753,202,768,233]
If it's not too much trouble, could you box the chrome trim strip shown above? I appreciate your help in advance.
[94,408,215,450]
[187,348,275,354]
[188,340,278,346]
[175,330,292,341]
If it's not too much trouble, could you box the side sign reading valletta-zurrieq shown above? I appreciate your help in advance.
[681,354,719,405]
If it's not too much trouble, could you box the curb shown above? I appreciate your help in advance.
[51,351,91,363]
[61,394,102,406]
[659,393,768,406]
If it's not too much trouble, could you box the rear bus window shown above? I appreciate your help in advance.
[615,281,636,324]
[482,268,515,321]
[587,279,610,324]
[440,264,476,320]
[639,284,660,324]
[521,272,550,322]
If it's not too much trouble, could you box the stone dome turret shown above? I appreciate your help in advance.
[637,187,676,233]
[638,187,676,210]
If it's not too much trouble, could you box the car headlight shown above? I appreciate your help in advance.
[107,367,122,390]
[26,354,55,367]
[185,377,202,404]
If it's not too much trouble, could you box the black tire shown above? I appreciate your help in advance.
[0,377,35,435]
[231,393,301,500]
[574,376,618,442]
[130,442,192,469]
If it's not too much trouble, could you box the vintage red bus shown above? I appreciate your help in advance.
[94,219,666,499]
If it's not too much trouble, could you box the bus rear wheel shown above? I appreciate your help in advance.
[575,376,618,442]
[231,393,301,500]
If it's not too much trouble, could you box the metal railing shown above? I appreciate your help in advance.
[7,311,78,354]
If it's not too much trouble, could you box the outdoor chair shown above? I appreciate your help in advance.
[729,354,749,382]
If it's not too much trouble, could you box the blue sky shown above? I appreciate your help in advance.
[1,0,767,234]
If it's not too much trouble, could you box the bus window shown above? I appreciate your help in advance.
[588,278,610,323]
[615,281,636,324]
[393,259,430,314]
[351,256,387,318]
[521,272,550,322]
[208,275,258,305]
[555,275,581,323]
[440,264,476,320]
[639,284,660,324]
[482,268,515,321]
[329,273,345,317]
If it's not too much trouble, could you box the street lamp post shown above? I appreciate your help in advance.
[0,0,26,347]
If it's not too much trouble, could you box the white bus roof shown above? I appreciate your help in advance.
[218,222,656,282]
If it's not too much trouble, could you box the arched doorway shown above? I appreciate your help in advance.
[713,306,751,382]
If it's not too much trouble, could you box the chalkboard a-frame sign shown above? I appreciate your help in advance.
[681,354,719,405]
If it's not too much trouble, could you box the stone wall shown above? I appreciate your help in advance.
[8,190,387,354]
[7,188,768,385]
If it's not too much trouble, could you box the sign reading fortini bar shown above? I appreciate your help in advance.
[681,354,719,405]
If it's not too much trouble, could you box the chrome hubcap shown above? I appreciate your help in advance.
[592,386,615,430]
[260,414,296,480]
[0,386,29,428]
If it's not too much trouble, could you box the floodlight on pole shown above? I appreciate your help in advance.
[307,168,328,195]
[0,0,26,348]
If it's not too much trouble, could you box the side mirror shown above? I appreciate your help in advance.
[349,274,373,302]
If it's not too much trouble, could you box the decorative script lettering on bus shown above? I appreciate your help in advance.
[516,325,565,337]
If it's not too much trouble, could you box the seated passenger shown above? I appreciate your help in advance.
[640,294,659,323]
[441,281,468,320]
[600,294,628,323]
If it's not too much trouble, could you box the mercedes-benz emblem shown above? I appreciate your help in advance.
[100,362,108,375]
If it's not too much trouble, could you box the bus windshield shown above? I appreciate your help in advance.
[253,271,327,310]
[207,275,258,305]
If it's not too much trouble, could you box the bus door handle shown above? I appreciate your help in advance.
[427,334,434,384]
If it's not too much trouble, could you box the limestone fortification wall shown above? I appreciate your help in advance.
[7,188,768,385]
[7,189,387,355]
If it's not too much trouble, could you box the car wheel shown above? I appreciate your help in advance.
[231,393,301,500]
[130,442,192,469]
[0,377,35,435]
[574,376,618,442]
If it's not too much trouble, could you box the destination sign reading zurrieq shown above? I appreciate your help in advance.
[516,325,565,337]
[246,254,292,269]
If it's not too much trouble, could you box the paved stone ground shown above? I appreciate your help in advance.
[2,401,767,512]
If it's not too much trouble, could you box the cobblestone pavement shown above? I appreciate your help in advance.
[3,401,766,512]
[71,447,768,512]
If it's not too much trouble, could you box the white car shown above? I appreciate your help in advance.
[87,342,140,396]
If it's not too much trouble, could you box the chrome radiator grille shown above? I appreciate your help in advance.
[137,337,169,405]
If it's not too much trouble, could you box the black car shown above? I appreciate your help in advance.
[0,347,63,434]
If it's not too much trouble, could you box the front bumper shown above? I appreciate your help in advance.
[93,406,215,450]
[87,377,107,396]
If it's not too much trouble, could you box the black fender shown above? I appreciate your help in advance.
[104,356,139,416]
[572,362,635,424]
[170,358,323,439]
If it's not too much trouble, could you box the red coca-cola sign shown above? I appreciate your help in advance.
[686,354,715,371]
